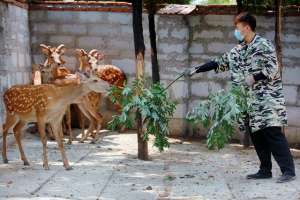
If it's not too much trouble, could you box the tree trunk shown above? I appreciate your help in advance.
[275,0,283,76]
[237,0,243,13]
[275,0,285,135]
[132,0,149,160]
[148,9,160,83]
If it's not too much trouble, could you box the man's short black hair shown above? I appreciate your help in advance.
[234,12,256,31]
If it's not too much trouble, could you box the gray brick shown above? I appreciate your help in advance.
[284,47,300,58]
[287,106,300,126]
[59,24,87,35]
[283,67,300,85]
[158,43,186,54]
[49,35,75,47]
[283,85,298,105]
[111,59,135,75]
[32,23,57,34]
[170,28,188,40]
[29,11,46,22]
[208,43,235,54]
[78,12,106,23]
[194,30,223,39]
[120,25,133,35]
[107,12,132,25]
[191,81,209,97]
[189,43,204,54]
[283,34,300,43]
[47,11,77,23]
[157,28,169,39]
[88,24,119,36]
[107,39,133,50]
[170,81,188,99]
[173,103,187,118]
[204,15,233,27]
[77,36,105,49]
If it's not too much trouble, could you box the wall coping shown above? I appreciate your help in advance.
[0,0,28,9]
[1,0,300,15]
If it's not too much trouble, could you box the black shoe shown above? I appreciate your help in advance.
[276,174,296,183]
[246,171,272,179]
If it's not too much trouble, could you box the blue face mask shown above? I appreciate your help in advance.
[234,29,244,42]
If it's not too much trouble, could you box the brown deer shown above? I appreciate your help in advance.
[2,72,110,170]
[76,49,127,138]
[39,44,85,144]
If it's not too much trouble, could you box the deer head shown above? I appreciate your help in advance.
[40,44,66,67]
[75,48,104,74]
[40,44,71,81]
[76,69,110,94]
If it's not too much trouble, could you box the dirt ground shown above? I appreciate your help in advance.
[1,130,300,200]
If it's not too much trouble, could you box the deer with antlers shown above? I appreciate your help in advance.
[2,70,110,170]
[75,48,127,140]
[33,44,73,143]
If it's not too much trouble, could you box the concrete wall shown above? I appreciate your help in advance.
[0,1,31,126]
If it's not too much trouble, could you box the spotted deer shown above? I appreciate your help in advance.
[35,44,73,143]
[76,48,127,139]
[2,72,110,170]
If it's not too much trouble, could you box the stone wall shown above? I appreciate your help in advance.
[0,1,31,126]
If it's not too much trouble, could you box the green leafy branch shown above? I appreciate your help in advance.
[107,78,177,152]
[186,85,254,150]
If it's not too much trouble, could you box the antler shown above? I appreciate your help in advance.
[56,44,65,54]
[89,49,104,60]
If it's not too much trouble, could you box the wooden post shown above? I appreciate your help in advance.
[132,0,149,160]
[275,0,285,135]
[147,3,160,83]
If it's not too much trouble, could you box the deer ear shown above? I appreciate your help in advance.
[75,49,83,57]
[56,44,66,54]
[75,49,87,57]
[40,44,51,55]
[96,52,104,60]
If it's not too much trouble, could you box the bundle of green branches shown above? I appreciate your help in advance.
[108,78,177,152]
[186,85,254,150]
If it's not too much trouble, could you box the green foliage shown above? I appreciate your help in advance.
[108,78,177,152]
[186,85,254,150]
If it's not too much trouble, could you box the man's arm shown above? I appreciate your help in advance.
[245,41,278,87]
[187,52,230,76]
[254,41,279,81]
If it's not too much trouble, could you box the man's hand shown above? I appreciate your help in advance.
[245,75,255,87]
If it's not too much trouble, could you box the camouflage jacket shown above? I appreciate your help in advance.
[214,34,287,133]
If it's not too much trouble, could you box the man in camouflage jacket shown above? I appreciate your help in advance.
[186,12,295,183]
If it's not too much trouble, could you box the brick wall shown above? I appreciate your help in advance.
[0,1,31,127]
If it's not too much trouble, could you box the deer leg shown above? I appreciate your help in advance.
[65,106,73,145]
[13,120,29,166]
[52,122,72,170]
[77,104,93,143]
[37,119,49,170]
[79,110,86,141]
[46,123,55,140]
[90,113,103,144]
[2,113,17,164]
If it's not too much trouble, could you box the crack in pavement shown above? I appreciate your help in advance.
[29,147,95,196]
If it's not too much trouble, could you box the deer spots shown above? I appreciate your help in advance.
[4,85,50,114]
[97,65,126,87]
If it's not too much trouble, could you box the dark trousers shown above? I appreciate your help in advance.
[250,126,295,176]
